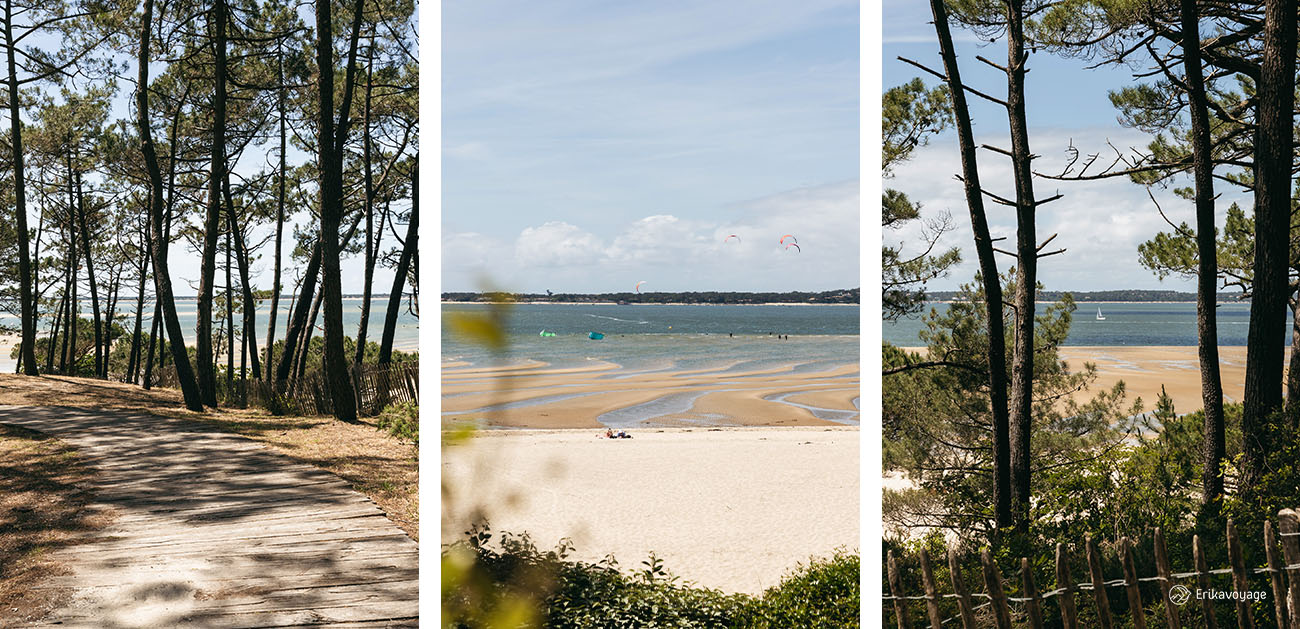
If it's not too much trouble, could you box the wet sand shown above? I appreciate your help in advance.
[442,427,859,594]
[898,345,1266,414]
[442,360,860,428]
[1058,346,1264,413]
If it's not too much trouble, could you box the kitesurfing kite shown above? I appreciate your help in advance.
[635,280,647,293]
[780,234,798,245]
[785,242,801,253]
[724,234,740,244]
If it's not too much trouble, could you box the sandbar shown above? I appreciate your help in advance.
[442,361,859,428]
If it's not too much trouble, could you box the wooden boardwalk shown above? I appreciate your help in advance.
[1,406,418,628]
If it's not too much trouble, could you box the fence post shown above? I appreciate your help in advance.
[1120,537,1148,629]
[888,550,911,629]
[1087,535,1116,629]
[1057,543,1080,629]
[981,548,1013,629]
[1279,509,1300,629]
[1022,557,1044,629]
[918,548,944,629]
[1227,519,1256,629]
[1194,534,1221,629]
[1265,521,1289,629]
[947,548,978,629]
[1154,527,1182,629]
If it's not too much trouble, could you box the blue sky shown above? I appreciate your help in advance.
[882,0,1253,294]
[442,0,860,294]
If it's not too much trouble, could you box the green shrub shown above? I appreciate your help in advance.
[376,401,418,444]
[745,549,860,628]
[442,524,859,628]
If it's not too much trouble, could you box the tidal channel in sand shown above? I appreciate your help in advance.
[441,355,861,593]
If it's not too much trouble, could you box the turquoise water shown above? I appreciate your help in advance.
[883,301,1287,347]
[442,303,860,373]
[443,303,860,426]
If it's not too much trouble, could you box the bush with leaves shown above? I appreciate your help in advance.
[376,401,418,444]
[442,524,860,628]
[745,550,859,628]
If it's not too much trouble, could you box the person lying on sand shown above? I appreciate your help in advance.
[600,429,633,439]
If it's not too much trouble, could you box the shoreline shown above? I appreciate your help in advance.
[894,345,1271,414]
[442,301,859,306]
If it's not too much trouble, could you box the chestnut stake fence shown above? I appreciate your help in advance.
[885,509,1300,629]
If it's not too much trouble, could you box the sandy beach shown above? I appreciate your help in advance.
[899,345,1269,415]
[1058,346,1270,414]
[442,427,859,594]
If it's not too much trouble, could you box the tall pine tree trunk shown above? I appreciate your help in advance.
[1180,0,1227,509]
[196,0,229,408]
[314,0,364,422]
[1004,0,1038,536]
[265,41,288,382]
[137,0,203,411]
[354,44,376,366]
[929,0,1012,530]
[224,177,260,379]
[73,168,103,377]
[4,0,39,376]
[1240,0,1297,494]
[379,161,417,365]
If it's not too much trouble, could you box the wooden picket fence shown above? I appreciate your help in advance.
[886,509,1300,629]
[147,361,419,417]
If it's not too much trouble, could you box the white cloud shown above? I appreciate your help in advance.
[886,127,1249,292]
[515,222,604,268]
[442,180,861,293]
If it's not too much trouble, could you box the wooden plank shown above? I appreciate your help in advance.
[887,550,911,629]
[1056,543,1079,629]
[1120,537,1147,629]
[1194,534,1220,629]
[1087,535,1115,629]
[1154,527,1181,629]
[919,548,944,629]
[34,564,418,592]
[947,548,978,629]
[1226,520,1255,629]
[62,529,414,561]
[1265,521,1288,629]
[1,406,418,626]
[1280,510,1300,629]
[1022,557,1043,629]
[981,548,1012,629]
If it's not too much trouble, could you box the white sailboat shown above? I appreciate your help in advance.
[1096,307,1106,321]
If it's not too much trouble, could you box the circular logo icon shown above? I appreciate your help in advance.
[1169,584,1191,607]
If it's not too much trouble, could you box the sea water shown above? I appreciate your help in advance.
[442,303,860,374]
[883,301,1287,347]
[0,297,420,372]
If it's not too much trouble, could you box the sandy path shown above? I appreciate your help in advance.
[442,427,859,594]
[2,406,417,628]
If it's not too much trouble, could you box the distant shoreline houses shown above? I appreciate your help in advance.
[440,288,860,305]
[925,289,1246,303]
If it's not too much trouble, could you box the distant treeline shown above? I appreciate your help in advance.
[441,288,860,305]
[927,289,1245,303]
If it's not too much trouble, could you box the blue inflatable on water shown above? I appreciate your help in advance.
[588,332,605,340]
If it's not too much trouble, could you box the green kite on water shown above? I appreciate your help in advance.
[539,330,557,337]
[588,332,605,340]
